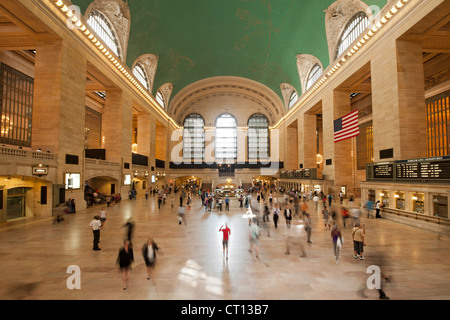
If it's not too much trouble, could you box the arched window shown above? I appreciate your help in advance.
[215,114,237,160]
[248,114,269,159]
[305,64,322,91]
[133,63,149,91]
[87,10,122,60]
[335,12,368,60]
[183,114,205,160]
[288,91,298,109]
[156,90,165,109]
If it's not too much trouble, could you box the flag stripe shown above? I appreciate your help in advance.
[334,110,359,142]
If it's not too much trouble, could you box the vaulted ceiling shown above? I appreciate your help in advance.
[72,0,387,104]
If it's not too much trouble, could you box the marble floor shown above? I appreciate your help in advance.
[0,195,449,300]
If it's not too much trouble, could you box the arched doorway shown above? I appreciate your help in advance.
[85,176,119,206]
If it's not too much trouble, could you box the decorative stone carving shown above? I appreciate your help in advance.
[280,83,296,110]
[133,54,159,93]
[324,0,370,63]
[158,83,173,110]
[296,54,323,95]
[85,0,131,61]
[425,67,450,91]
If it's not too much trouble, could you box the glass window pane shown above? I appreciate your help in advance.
[87,10,122,60]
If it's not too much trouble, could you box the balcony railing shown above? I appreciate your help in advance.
[0,146,56,164]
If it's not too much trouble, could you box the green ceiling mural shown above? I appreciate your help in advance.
[72,0,387,102]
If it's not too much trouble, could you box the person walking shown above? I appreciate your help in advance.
[123,218,135,244]
[352,223,365,260]
[313,194,319,212]
[225,196,230,211]
[248,220,261,259]
[89,216,102,251]
[331,225,343,264]
[322,206,330,230]
[272,204,280,229]
[304,213,312,244]
[117,240,134,290]
[284,205,293,229]
[301,201,308,219]
[99,207,107,227]
[142,237,159,282]
[375,201,382,219]
[219,223,231,259]
[178,205,186,225]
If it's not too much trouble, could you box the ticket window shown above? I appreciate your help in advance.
[380,191,389,208]
[394,192,405,210]
[314,185,321,193]
[433,196,448,218]
[412,193,424,214]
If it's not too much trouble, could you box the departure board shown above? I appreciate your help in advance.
[368,156,450,181]
[395,157,450,180]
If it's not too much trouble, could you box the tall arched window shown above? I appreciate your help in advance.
[215,114,237,160]
[156,90,165,109]
[335,12,368,60]
[288,91,298,109]
[133,63,149,91]
[248,114,269,159]
[305,64,323,91]
[87,10,122,60]
[183,114,205,160]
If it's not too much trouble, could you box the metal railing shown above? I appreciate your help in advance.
[382,207,450,227]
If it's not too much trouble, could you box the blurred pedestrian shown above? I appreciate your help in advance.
[248,220,261,258]
[123,218,135,243]
[284,205,293,229]
[99,207,107,226]
[117,240,134,290]
[178,205,186,225]
[322,206,330,230]
[304,213,312,244]
[285,223,307,258]
[331,225,343,264]
[142,237,159,282]
[272,204,280,229]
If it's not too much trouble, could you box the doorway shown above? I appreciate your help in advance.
[7,188,27,220]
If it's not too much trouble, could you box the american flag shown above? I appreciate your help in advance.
[334,109,359,142]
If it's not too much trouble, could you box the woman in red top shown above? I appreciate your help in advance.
[219,224,231,259]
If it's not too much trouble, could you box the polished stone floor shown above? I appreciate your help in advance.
[0,194,449,300]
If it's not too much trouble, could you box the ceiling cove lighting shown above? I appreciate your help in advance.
[51,0,181,130]
[270,0,410,130]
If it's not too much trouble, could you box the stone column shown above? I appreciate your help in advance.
[32,38,87,211]
[103,88,133,196]
[372,39,427,161]
[299,113,317,169]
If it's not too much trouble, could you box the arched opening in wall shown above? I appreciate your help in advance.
[174,176,202,192]
[84,176,119,207]
[86,10,123,60]
[183,114,205,161]
[133,63,149,91]
[335,11,369,60]
[305,64,323,92]
[252,176,275,188]
[215,113,237,162]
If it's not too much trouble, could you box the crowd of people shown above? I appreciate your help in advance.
[79,184,389,299]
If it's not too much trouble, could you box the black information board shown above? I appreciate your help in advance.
[373,163,394,179]
[369,156,450,181]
